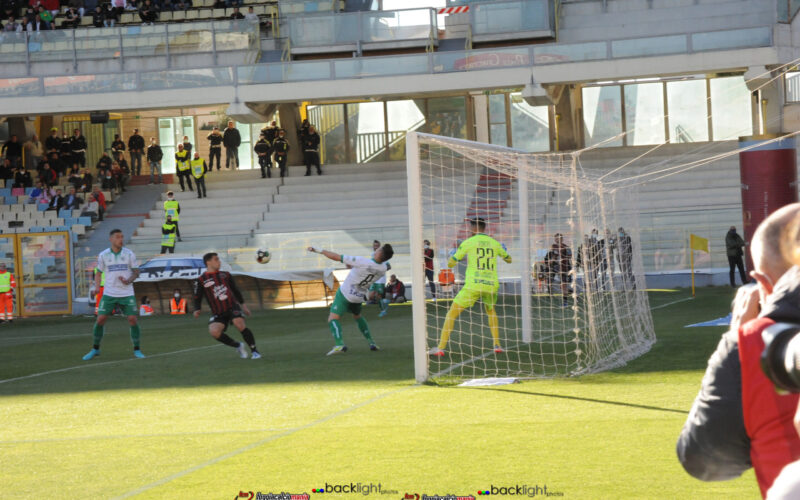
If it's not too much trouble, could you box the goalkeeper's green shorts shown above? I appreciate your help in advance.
[453,286,498,310]
[98,295,138,316]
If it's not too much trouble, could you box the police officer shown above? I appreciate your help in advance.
[272,129,290,178]
[164,191,182,242]
[161,214,177,254]
[190,151,208,199]
[262,121,279,166]
[174,143,193,192]
[303,125,321,176]
[59,132,72,175]
[206,126,223,172]
[254,133,272,178]
[70,128,88,168]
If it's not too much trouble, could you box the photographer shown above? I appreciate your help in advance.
[677,203,800,497]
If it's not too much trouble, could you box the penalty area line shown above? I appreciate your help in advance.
[0,345,222,385]
[112,385,416,499]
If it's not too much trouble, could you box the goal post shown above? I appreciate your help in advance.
[406,132,656,384]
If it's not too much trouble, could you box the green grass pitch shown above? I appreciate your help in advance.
[0,289,758,499]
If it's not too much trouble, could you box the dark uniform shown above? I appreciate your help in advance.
[193,271,245,328]
[303,132,321,176]
[111,138,126,162]
[272,134,290,178]
[70,133,88,168]
[254,137,272,178]
[206,132,223,171]
[59,136,72,173]
[128,133,145,175]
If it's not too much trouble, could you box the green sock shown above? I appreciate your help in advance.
[130,324,141,349]
[92,322,105,347]
[379,299,389,312]
[356,317,374,344]
[329,319,344,346]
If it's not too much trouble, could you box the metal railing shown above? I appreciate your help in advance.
[0,24,774,99]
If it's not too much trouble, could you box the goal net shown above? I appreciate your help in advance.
[406,132,655,384]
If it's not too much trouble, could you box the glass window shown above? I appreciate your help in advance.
[623,82,665,146]
[787,71,800,103]
[489,94,507,146]
[158,118,177,173]
[308,104,347,165]
[20,234,68,285]
[666,79,709,142]
[426,96,467,139]
[710,77,753,140]
[386,99,426,161]
[509,93,549,152]
[582,85,623,147]
[348,102,387,163]
[22,286,69,314]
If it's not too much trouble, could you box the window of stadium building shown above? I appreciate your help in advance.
[158,117,196,173]
[582,76,752,147]
[786,71,800,102]
[509,93,550,152]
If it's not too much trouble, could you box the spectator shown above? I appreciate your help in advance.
[618,227,634,286]
[225,0,241,9]
[244,5,257,23]
[62,7,80,28]
[128,128,144,176]
[46,188,63,211]
[206,126,222,171]
[44,127,60,157]
[676,203,800,497]
[423,239,436,300]
[544,233,572,306]
[0,159,11,183]
[23,133,43,171]
[91,185,106,221]
[2,134,22,168]
[67,0,84,17]
[12,165,32,188]
[229,6,243,18]
[3,16,22,32]
[385,275,406,303]
[222,120,240,170]
[138,0,157,24]
[272,128,289,178]
[303,125,321,176]
[174,0,191,10]
[103,2,118,25]
[189,151,207,199]
[254,133,271,178]
[181,135,192,156]
[79,168,93,193]
[67,164,82,190]
[146,137,163,184]
[91,5,104,26]
[81,194,99,221]
[63,186,82,210]
[212,0,225,8]
[27,181,44,204]
[111,160,128,193]
[605,228,617,276]
[110,134,125,162]
[726,225,749,287]
[34,6,53,29]
[70,128,87,168]
[139,296,154,316]
[100,169,116,191]
[38,162,57,187]
[161,0,175,11]
[40,0,58,18]
[96,151,112,175]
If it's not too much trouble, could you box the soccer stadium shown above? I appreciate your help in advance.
[3,0,800,497]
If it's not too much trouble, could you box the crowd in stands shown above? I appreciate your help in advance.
[0,0,264,31]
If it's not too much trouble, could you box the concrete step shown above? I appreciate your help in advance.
[159,186,277,201]
[267,196,409,213]
[262,206,407,222]
[277,178,407,195]
[148,205,251,219]
[141,212,262,228]
[257,213,410,233]
[155,196,270,210]
[134,220,254,237]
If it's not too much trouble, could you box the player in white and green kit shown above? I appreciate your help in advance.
[308,243,394,355]
[430,218,511,356]
[82,229,145,360]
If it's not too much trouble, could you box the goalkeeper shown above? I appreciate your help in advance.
[430,217,511,356]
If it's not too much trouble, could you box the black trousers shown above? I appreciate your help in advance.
[172,220,181,239]
[194,177,206,198]
[728,255,748,287]
[208,148,221,171]
[304,151,321,175]
[276,154,287,177]
[258,154,271,178]
[73,151,86,168]
[425,268,436,297]
[177,170,193,191]
[161,245,174,254]
[130,152,142,175]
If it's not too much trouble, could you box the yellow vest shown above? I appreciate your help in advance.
[162,223,176,247]
[190,158,205,179]
[0,272,11,293]
[175,150,190,171]
[164,199,179,221]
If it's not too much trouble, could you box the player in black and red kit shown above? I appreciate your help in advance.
[423,239,436,301]
[192,252,262,359]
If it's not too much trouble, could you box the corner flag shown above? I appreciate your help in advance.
[690,234,709,253]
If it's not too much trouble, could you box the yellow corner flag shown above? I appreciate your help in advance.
[690,234,709,253]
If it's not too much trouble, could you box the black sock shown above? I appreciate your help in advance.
[240,328,257,352]
[215,333,240,348]
[93,344,100,350]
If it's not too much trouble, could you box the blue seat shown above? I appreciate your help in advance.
[37,204,48,212]
[24,187,34,195]
[0,189,11,198]
[78,216,91,226]
[54,226,69,232]
[28,226,43,233]
[58,209,71,218]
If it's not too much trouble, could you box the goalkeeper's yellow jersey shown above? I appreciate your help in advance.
[450,233,510,291]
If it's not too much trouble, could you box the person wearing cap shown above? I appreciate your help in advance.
[0,262,16,323]
[128,128,145,176]
[146,137,163,184]
[163,191,181,241]
[174,143,193,192]
[190,151,208,199]
[206,126,223,171]
[272,129,290,178]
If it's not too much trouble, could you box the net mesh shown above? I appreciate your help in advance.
[410,133,655,383]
